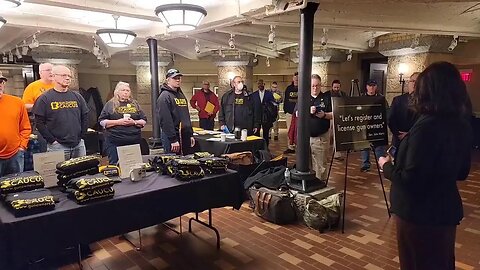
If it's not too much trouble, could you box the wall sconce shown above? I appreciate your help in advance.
[398,63,408,94]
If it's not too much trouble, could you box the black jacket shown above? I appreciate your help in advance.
[219,89,260,133]
[388,93,417,147]
[383,115,472,226]
[156,84,193,143]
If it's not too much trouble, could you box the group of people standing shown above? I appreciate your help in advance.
[0,60,473,270]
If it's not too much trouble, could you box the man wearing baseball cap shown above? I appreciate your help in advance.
[0,72,32,176]
[360,79,386,172]
[157,68,195,154]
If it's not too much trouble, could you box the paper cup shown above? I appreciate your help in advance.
[220,133,227,142]
[123,113,131,119]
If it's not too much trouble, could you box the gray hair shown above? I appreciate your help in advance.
[111,81,140,113]
[311,74,321,81]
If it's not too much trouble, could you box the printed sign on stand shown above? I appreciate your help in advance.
[332,96,388,152]
[117,144,143,179]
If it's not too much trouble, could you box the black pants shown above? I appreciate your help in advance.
[254,125,271,146]
[199,118,215,130]
[395,215,456,270]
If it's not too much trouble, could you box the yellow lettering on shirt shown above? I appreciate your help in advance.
[289,92,298,98]
[235,98,244,105]
[117,105,138,114]
[174,98,188,107]
[50,101,79,110]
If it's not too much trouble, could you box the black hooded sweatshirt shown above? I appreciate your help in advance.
[157,84,193,143]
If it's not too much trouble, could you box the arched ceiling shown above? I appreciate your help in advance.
[0,0,479,61]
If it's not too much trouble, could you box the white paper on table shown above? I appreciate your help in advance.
[33,151,65,188]
[206,138,222,141]
[117,144,143,179]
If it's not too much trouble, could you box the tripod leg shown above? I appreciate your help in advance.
[342,150,349,234]
[325,150,335,186]
[371,145,391,217]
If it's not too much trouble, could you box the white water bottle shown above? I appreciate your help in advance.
[284,167,291,183]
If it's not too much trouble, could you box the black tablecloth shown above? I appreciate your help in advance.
[0,170,242,269]
[195,134,266,156]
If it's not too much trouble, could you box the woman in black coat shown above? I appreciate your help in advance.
[378,62,472,270]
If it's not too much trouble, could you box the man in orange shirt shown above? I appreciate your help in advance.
[0,73,31,177]
[22,63,54,111]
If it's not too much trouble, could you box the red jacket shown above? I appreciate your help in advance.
[190,89,220,119]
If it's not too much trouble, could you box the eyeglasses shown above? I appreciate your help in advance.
[54,74,72,78]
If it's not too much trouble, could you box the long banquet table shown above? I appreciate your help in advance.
[0,170,243,269]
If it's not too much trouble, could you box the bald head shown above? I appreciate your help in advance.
[52,65,72,91]
[39,63,54,83]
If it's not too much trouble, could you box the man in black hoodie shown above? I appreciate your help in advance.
[219,76,260,135]
[157,69,195,154]
[283,72,298,154]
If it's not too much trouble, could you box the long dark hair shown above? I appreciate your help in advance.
[413,61,471,117]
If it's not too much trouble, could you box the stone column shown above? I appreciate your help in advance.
[130,48,172,132]
[379,34,454,103]
[215,53,256,97]
[292,48,345,92]
[32,46,83,90]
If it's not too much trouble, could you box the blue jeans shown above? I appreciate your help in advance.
[0,149,25,177]
[161,132,172,154]
[361,145,386,168]
[103,137,141,165]
[47,139,86,161]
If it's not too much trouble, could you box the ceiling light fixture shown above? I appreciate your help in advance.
[0,16,6,29]
[96,15,137,48]
[368,32,376,48]
[448,35,458,51]
[2,52,7,63]
[266,57,271,67]
[15,45,21,59]
[29,34,40,49]
[320,28,328,46]
[346,50,352,61]
[194,40,200,54]
[268,25,275,44]
[0,0,21,8]
[155,1,207,32]
[21,40,28,55]
[228,34,235,49]
[8,51,13,62]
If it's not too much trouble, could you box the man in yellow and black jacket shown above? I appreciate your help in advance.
[157,69,195,154]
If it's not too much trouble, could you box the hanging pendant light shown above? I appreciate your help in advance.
[96,15,137,48]
[155,1,207,32]
[0,0,21,8]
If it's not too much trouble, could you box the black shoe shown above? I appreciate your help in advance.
[274,136,278,141]
[283,149,295,154]
[360,166,370,172]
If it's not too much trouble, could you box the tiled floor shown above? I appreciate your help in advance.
[56,130,480,270]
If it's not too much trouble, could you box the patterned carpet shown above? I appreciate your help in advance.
[55,130,480,270]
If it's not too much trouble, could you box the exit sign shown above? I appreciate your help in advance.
[460,69,473,82]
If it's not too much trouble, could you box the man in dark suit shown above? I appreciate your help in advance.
[388,72,420,150]
[252,79,276,146]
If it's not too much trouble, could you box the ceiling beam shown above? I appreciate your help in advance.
[251,20,480,37]
[24,0,161,22]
